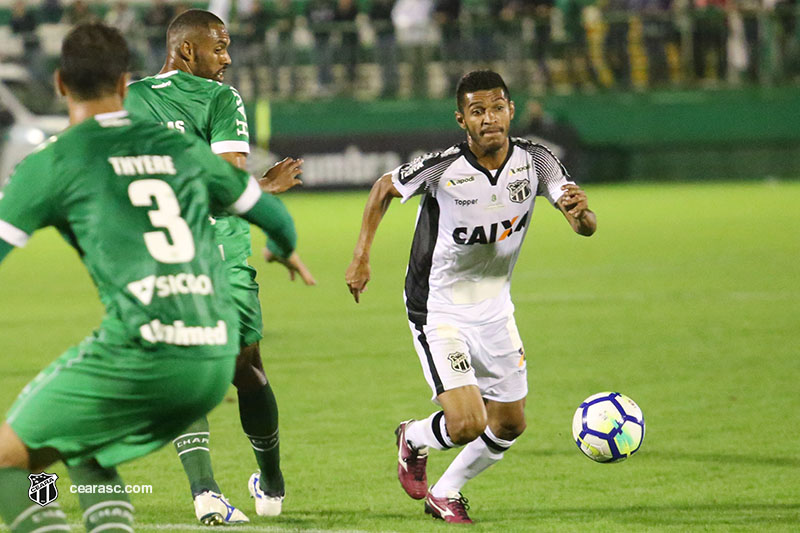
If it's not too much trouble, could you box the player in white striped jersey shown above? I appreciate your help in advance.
[346,70,596,524]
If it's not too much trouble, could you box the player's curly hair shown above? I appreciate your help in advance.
[456,70,510,111]
[60,23,129,100]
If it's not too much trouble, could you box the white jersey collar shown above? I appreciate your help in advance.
[94,110,129,121]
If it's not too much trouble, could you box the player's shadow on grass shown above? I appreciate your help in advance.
[638,449,800,468]
[495,503,800,527]
[272,508,411,526]
[524,448,800,468]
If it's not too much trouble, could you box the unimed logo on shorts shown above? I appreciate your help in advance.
[29,472,58,506]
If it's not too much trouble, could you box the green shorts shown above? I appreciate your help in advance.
[227,260,263,347]
[6,339,235,467]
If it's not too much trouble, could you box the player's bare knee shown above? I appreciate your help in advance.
[446,414,487,445]
[233,363,266,391]
[233,343,267,390]
[494,419,527,441]
[0,423,32,469]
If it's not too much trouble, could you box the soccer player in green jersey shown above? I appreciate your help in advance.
[125,9,313,523]
[0,23,305,533]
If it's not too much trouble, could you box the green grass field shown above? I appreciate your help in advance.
[1,181,799,532]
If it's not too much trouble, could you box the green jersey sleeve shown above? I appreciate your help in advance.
[0,146,62,246]
[181,137,297,259]
[209,85,250,155]
[181,136,254,212]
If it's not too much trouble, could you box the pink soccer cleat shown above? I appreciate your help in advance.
[424,490,473,524]
[395,420,428,499]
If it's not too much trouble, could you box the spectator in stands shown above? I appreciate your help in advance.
[527,0,555,90]
[495,0,525,91]
[369,0,400,97]
[692,0,728,83]
[433,0,462,93]
[269,0,298,95]
[63,0,97,26]
[41,0,64,24]
[105,1,145,71]
[335,0,361,93]
[105,1,139,36]
[144,0,174,72]
[555,0,599,90]
[10,0,40,57]
[392,0,435,97]
[631,0,672,86]
[308,0,337,95]
[605,0,632,87]
[464,0,497,62]
[208,0,258,24]
[240,1,271,62]
[774,0,800,81]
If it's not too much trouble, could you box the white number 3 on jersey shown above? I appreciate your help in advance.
[128,179,196,263]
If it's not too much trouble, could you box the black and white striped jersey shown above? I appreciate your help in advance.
[390,137,573,326]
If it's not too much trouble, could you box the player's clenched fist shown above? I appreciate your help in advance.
[558,183,589,218]
[345,258,370,303]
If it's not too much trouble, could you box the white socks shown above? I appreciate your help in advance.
[430,426,515,498]
[404,411,454,451]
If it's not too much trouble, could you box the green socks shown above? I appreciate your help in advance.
[68,461,134,532]
[239,382,284,495]
[173,383,284,497]
[173,417,220,497]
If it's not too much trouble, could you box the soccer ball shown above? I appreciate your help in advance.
[572,392,645,463]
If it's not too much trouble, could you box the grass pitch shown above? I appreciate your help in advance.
[1,181,798,532]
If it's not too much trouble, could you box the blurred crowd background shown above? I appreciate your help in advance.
[2,0,799,186]
[2,0,799,102]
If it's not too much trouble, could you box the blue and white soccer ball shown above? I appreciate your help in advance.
[572,392,645,463]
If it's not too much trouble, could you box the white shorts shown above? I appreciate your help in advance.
[408,315,528,403]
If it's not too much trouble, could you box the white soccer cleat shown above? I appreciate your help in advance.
[193,490,250,525]
[248,472,284,517]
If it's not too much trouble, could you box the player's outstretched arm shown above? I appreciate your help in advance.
[219,150,303,195]
[263,248,316,285]
[345,173,402,303]
[238,192,316,286]
[557,183,597,236]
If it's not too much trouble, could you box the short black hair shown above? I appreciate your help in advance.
[60,23,129,100]
[167,9,225,44]
[456,70,510,111]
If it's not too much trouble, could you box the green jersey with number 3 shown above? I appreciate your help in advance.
[0,111,261,358]
[125,69,252,264]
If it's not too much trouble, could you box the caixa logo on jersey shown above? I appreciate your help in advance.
[452,213,529,245]
[507,179,532,203]
[29,472,58,506]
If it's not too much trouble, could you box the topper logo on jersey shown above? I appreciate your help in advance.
[507,179,532,203]
[127,273,214,305]
[452,213,529,245]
